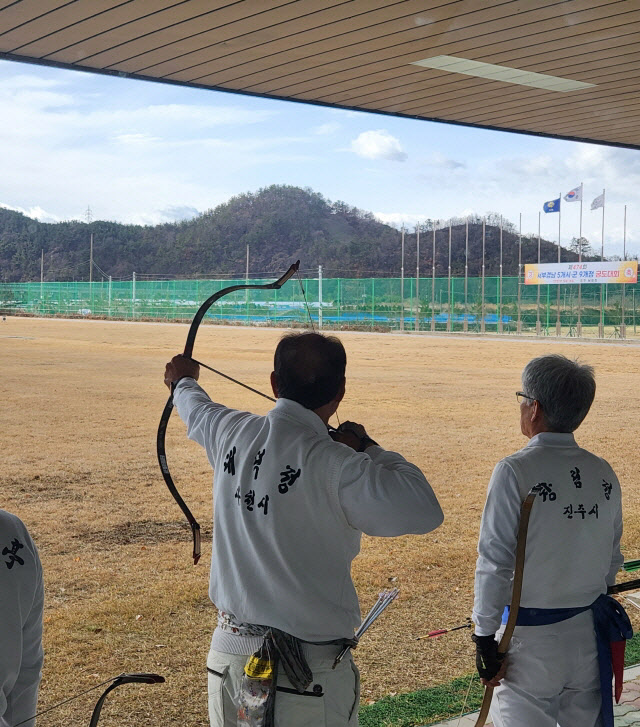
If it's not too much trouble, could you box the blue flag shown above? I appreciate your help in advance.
[543,198,560,213]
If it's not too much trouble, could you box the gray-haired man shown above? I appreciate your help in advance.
[472,354,626,727]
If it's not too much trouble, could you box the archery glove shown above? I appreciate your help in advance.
[472,634,504,681]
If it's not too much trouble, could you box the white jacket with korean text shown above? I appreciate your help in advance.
[174,378,443,642]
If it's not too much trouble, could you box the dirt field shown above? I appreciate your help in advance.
[2,317,639,727]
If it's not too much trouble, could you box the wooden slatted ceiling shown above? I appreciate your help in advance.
[0,0,639,150]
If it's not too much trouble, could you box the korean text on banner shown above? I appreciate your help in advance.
[524,261,638,285]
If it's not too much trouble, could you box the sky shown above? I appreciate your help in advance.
[2,59,640,258]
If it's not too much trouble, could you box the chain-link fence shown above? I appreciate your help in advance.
[1,276,639,337]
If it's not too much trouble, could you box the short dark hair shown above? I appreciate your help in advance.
[274,332,346,410]
[522,354,596,432]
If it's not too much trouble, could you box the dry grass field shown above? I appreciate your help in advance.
[2,317,640,727]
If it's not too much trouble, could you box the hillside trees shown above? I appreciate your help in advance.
[0,186,599,282]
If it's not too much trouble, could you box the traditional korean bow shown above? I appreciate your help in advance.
[608,578,640,595]
[472,487,537,727]
[157,261,301,564]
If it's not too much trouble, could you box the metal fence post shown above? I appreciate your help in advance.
[318,265,323,330]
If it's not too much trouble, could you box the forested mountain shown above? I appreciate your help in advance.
[0,185,598,282]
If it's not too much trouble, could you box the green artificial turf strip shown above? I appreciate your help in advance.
[358,633,640,727]
[625,632,640,667]
[358,675,484,727]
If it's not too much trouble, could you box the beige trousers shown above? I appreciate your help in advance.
[491,610,602,727]
[207,644,360,727]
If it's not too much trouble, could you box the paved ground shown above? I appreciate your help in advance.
[427,664,640,726]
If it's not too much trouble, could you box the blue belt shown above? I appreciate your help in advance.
[501,594,631,727]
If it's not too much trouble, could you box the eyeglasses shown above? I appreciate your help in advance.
[516,391,535,404]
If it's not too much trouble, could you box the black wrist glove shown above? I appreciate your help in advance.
[357,435,378,452]
[472,633,504,680]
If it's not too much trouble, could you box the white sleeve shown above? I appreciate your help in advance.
[338,445,443,536]
[606,468,624,587]
[472,460,522,637]
[172,378,234,467]
[10,542,43,727]
[0,516,44,727]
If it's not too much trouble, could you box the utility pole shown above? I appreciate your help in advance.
[481,218,486,333]
[598,189,606,338]
[245,244,250,323]
[536,212,541,335]
[621,205,627,338]
[86,205,94,284]
[447,222,452,332]
[464,218,468,332]
[400,225,405,331]
[431,222,436,332]
[556,192,562,337]
[415,223,420,332]
[498,215,503,334]
[318,265,323,330]
[517,213,522,334]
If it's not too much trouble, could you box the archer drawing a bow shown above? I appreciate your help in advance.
[157,261,301,564]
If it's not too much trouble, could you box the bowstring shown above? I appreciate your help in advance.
[191,358,275,403]
[295,269,341,429]
[12,675,122,727]
[455,672,476,727]
[296,269,316,333]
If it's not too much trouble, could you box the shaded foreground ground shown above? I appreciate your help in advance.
[2,318,639,727]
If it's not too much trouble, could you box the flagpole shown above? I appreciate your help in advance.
[517,213,522,334]
[498,215,503,334]
[431,222,436,332]
[481,217,486,333]
[621,204,626,338]
[599,189,605,337]
[416,223,420,333]
[536,212,541,335]
[556,193,562,336]
[577,182,583,336]
[464,218,469,333]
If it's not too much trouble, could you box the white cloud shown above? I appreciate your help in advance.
[0,202,60,223]
[374,212,423,228]
[350,130,407,162]
[0,68,321,225]
[113,133,162,145]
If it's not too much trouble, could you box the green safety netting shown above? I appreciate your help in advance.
[1,276,639,333]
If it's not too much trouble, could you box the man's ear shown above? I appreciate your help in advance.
[335,377,346,404]
[270,371,278,398]
[531,399,543,423]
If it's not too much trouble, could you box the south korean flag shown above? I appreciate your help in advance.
[564,185,582,202]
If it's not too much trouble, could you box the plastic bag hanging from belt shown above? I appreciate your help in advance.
[238,640,276,727]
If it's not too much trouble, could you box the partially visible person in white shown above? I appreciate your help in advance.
[472,354,624,727]
[0,511,44,727]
